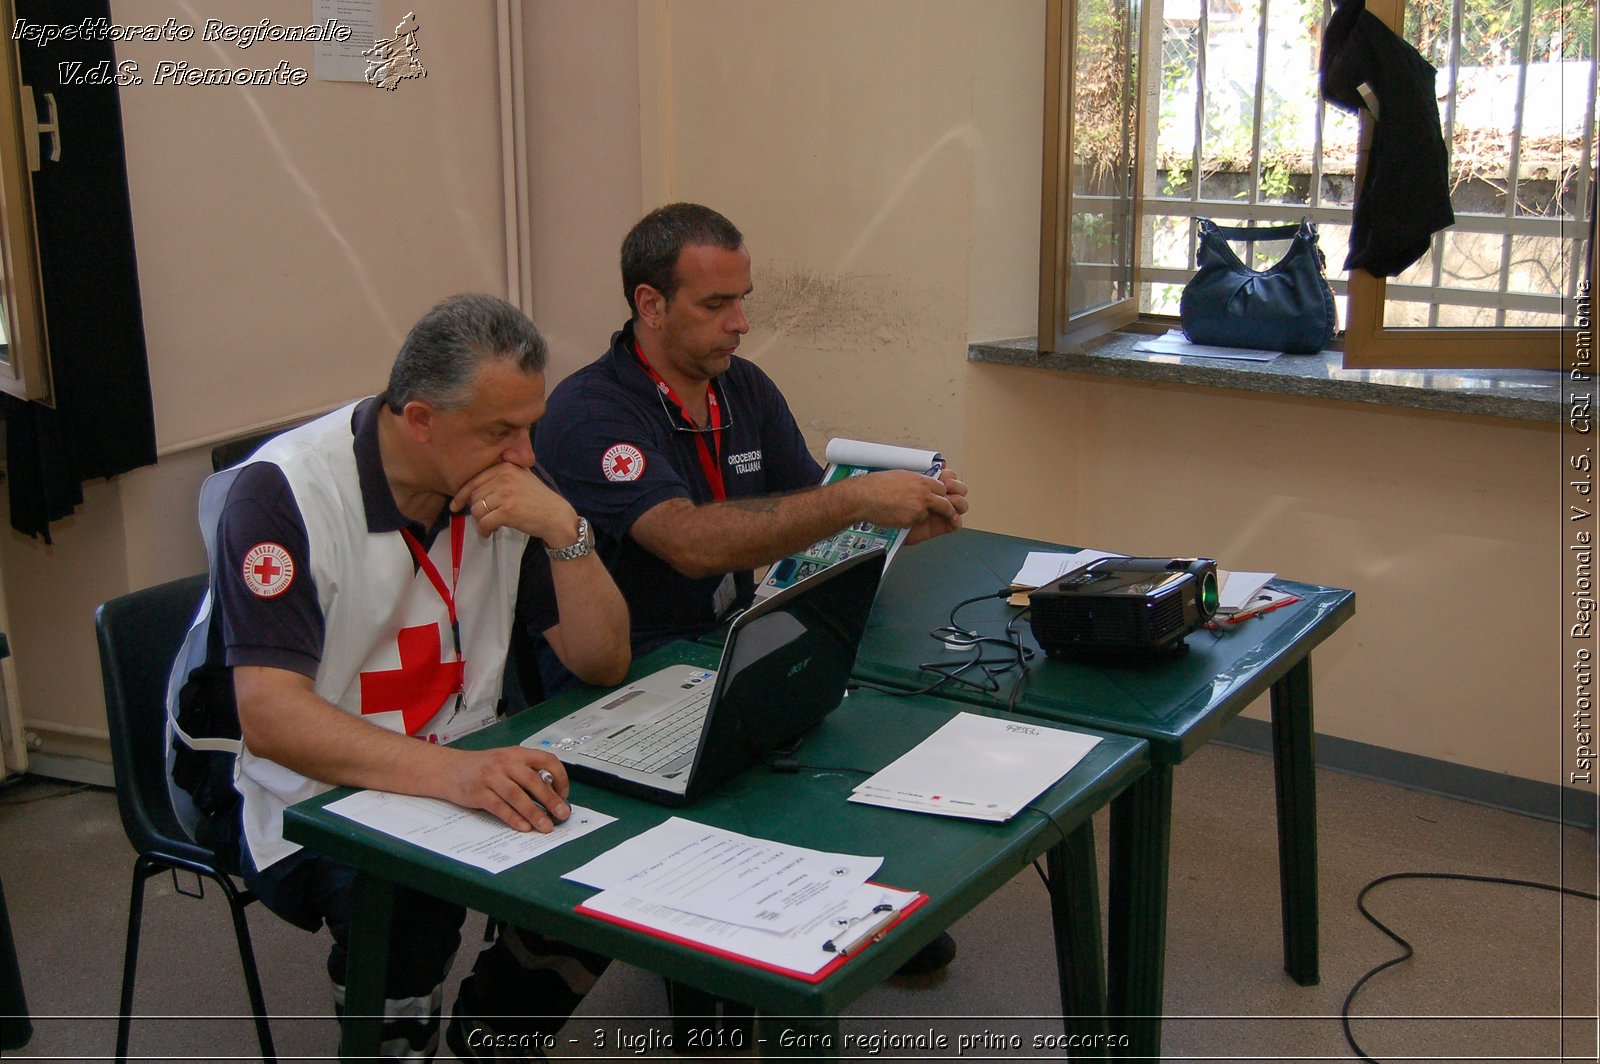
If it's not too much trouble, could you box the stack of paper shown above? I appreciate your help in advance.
[1208,570,1298,624]
[563,818,924,980]
[849,712,1101,822]
[1217,570,1275,611]
[1008,548,1124,606]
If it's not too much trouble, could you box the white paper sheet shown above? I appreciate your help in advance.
[1132,329,1284,362]
[1217,570,1277,611]
[850,712,1101,822]
[324,791,615,873]
[562,817,881,933]
[821,438,941,473]
[1011,549,1125,589]
[312,0,381,82]
[579,883,920,977]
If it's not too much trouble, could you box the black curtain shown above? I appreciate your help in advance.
[4,0,156,542]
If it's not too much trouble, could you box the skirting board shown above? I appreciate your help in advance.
[1217,716,1598,831]
[15,752,114,790]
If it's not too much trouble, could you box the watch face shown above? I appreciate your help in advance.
[551,517,593,560]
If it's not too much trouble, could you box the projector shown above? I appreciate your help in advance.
[1029,557,1220,657]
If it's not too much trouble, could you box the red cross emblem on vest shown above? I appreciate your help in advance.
[359,624,463,735]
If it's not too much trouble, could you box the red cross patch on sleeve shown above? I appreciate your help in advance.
[602,443,646,482]
[242,542,296,598]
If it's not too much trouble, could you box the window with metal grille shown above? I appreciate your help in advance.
[1041,0,1597,369]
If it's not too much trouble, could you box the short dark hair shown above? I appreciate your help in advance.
[620,202,744,317]
[384,293,547,413]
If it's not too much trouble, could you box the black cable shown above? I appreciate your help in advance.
[0,779,94,806]
[1003,606,1036,713]
[887,586,1036,704]
[1021,801,1078,892]
[1342,871,1600,1063]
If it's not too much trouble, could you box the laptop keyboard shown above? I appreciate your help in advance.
[583,687,713,772]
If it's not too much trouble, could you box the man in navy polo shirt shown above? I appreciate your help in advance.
[536,202,966,666]
[535,203,968,973]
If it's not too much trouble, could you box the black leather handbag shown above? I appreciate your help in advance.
[1179,219,1337,353]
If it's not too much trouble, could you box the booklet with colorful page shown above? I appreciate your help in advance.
[754,438,944,600]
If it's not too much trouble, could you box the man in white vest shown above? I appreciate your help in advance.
[174,293,630,1060]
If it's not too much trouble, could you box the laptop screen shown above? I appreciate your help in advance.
[691,547,886,784]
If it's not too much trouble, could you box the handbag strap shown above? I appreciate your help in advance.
[1198,218,1318,243]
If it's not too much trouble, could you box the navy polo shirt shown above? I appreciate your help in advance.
[536,321,823,656]
[214,397,560,676]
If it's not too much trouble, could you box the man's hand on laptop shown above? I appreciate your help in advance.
[444,747,572,833]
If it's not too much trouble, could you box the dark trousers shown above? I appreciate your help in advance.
[245,844,609,1059]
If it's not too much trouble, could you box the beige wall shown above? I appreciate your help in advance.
[0,0,1567,794]
[522,0,645,380]
[962,365,1560,780]
[649,0,980,461]
[2,0,516,758]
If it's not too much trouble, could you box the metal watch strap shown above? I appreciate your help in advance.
[545,516,593,561]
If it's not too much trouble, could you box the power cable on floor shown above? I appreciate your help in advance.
[1342,870,1600,1063]
[0,776,94,806]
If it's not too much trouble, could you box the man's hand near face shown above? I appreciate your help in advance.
[450,460,631,687]
[452,461,578,543]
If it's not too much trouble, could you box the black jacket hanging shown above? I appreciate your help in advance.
[1319,0,1455,277]
[4,0,156,543]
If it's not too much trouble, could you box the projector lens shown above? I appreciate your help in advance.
[1199,570,1220,618]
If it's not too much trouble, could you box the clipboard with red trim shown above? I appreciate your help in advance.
[576,883,929,983]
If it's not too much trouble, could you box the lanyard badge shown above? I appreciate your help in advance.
[633,341,727,501]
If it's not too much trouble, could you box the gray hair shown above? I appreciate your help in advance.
[384,293,547,413]
[621,203,744,317]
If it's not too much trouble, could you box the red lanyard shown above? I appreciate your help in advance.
[633,342,726,501]
[400,515,467,720]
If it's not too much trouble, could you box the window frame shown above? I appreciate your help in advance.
[0,0,50,403]
[1038,0,1152,351]
[1039,0,1599,371]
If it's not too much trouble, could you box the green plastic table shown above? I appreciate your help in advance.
[285,642,1149,1061]
[845,529,1356,1060]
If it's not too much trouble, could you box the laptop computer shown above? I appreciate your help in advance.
[521,547,887,805]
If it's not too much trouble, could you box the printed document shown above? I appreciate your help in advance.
[325,790,615,874]
[850,711,1101,822]
[563,817,880,932]
[755,438,943,599]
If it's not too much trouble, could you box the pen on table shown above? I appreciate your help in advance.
[821,904,897,956]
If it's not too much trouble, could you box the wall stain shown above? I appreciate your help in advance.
[749,266,923,349]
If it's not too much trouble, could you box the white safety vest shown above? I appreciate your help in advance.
[166,402,528,869]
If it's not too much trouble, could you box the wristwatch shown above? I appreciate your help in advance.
[545,516,594,561]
